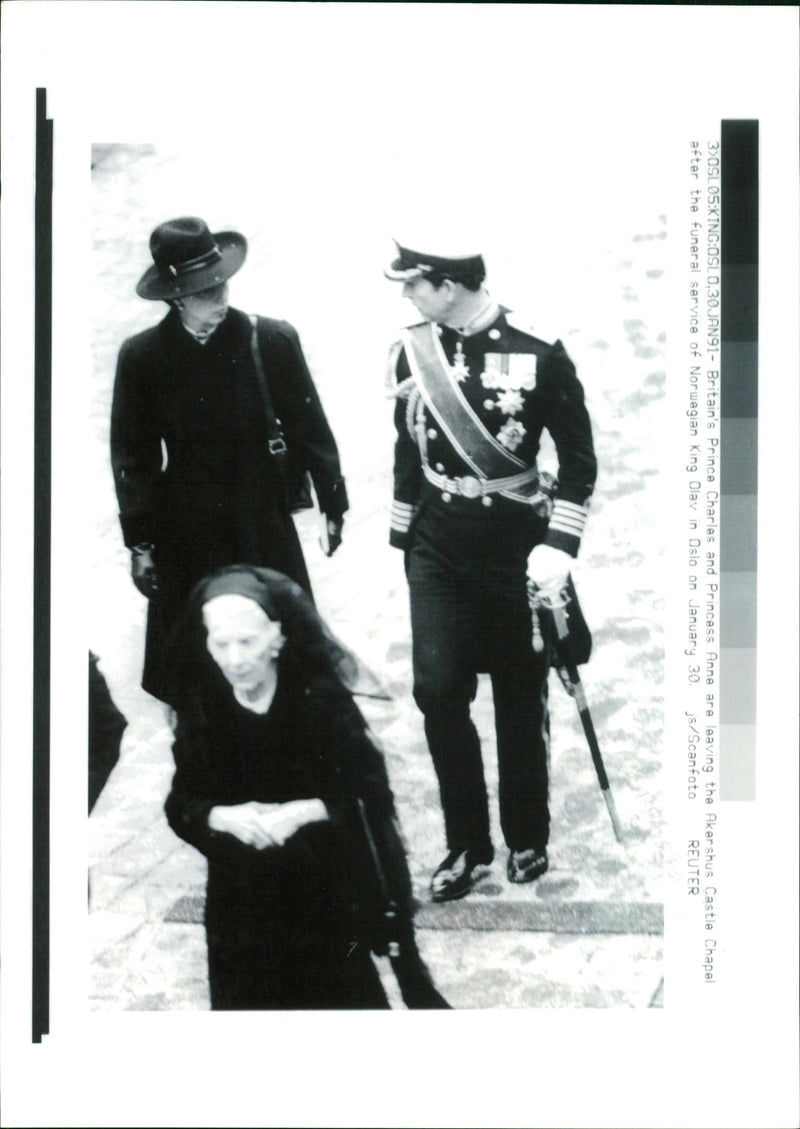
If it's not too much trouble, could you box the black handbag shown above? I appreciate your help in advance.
[248,316,314,514]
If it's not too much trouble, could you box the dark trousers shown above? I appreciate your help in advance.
[407,496,551,854]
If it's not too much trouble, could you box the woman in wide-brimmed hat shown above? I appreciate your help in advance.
[110,217,349,703]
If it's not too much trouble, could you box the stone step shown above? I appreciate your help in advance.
[165,893,663,935]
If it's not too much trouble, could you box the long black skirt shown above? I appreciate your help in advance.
[204,821,389,1011]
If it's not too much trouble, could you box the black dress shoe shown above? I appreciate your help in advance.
[507,847,548,884]
[430,847,494,903]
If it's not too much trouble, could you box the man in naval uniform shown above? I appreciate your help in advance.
[385,240,597,901]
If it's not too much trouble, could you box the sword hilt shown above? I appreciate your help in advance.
[527,581,571,651]
[526,580,570,612]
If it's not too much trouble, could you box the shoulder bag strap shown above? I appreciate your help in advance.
[248,314,287,455]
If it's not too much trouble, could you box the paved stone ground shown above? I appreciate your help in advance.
[89,144,665,1011]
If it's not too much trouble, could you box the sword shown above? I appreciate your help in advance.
[528,582,626,848]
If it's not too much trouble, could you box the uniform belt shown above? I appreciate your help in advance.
[423,463,539,499]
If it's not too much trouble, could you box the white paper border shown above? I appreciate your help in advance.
[2,5,798,1127]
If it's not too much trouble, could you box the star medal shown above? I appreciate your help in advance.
[496,388,524,416]
[451,340,470,383]
[497,418,527,451]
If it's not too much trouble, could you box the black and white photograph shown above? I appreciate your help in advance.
[1,3,798,1127]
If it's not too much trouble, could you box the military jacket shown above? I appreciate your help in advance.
[388,307,597,556]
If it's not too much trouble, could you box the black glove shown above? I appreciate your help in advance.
[130,543,159,598]
[322,516,344,557]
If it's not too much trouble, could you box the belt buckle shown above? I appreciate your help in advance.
[458,475,482,499]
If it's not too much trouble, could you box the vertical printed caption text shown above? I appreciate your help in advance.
[685,137,721,984]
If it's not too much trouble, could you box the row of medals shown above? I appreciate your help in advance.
[450,339,536,453]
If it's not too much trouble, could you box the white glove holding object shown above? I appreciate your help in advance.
[526,543,572,600]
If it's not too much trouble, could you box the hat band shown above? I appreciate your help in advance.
[167,244,223,278]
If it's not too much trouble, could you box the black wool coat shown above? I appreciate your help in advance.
[164,665,406,1010]
[110,306,348,700]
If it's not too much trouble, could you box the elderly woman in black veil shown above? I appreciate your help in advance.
[164,565,447,1010]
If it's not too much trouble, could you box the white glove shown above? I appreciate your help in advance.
[208,801,281,849]
[208,799,328,849]
[526,543,572,599]
[260,799,329,845]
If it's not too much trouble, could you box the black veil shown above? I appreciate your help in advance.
[163,564,363,714]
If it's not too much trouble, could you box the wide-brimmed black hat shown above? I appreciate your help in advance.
[136,216,247,300]
[384,239,485,282]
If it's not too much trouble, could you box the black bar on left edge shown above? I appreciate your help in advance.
[33,86,53,1044]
